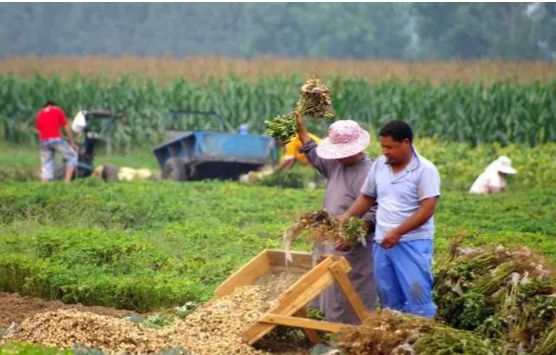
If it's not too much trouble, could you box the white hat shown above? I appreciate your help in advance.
[493,156,517,174]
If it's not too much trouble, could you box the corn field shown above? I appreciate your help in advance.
[1,73,555,150]
[2,57,555,83]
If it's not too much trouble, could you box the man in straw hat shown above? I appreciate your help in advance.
[469,156,517,195]
[294,111,377,325]
[340,120,441,318]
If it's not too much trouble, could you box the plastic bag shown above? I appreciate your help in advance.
[72,111,87,133]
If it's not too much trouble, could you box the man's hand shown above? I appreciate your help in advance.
[380,229,402,249]
[335,240,353,252]
[335,213,354,251]
[70,142,78,153]
[337,213,351,225]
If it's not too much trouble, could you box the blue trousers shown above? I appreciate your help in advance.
[373,239,436,318]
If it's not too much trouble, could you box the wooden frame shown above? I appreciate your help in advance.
[214,249,368,345]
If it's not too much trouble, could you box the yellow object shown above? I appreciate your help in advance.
[282,133,321,166]
[116,167,154,181]
[92,166,104,178]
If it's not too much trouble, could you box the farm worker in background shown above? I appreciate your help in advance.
[339,120,441,319]
[274,132,322,172]
[294,111,377,325]
[469,156,517,195]
[35,101,78,184]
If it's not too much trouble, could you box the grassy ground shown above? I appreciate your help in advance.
[0,343,72,355]
[4,138,556,190]
[0,177,554,312]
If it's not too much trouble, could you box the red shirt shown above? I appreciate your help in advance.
[36,105,68,141]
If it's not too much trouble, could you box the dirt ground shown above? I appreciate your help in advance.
[0,292,138,329]
[0,292,314,355]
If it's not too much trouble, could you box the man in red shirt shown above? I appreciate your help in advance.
[36,101,78,183]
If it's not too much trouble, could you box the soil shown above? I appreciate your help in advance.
[0,288,315,355]
[0,292,138,329]
[255,271,305,301]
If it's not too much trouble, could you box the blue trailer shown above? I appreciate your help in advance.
[152,111,278,181]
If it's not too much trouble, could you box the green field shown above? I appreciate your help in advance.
[1,168,555,312]
[2,64,556,354]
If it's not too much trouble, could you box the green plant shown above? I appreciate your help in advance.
[140,314,176,329]
[0,343,73,355]
[174,302,197,319]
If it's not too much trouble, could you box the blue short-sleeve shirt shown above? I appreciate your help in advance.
[361,149,441,242]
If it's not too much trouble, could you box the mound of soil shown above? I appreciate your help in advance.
[0,292,137,329]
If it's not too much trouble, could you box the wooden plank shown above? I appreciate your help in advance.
[271,265,310,275]
[242,258,351,345]
[294,309,321,345]
[268,250,315,270]
[328,261,368,322]
[276,257,341,304]
[330,255,352,273]
[214,250,271,298]
[242,257,336,344]
[259,314,347,333]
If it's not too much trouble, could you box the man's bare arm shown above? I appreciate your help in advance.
[380,197,438,249]
[276,158,296,172]
[339,194,376,222]
[64,125,77,150]
[294,112,311,144]
[394,197,437,236]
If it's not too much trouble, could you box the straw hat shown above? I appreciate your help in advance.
[316,120,370,160]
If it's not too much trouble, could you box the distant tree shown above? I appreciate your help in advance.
[413,2,545,60]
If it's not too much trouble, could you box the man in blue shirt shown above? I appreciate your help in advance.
[339,120,441,318]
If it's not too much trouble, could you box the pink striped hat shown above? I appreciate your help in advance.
[316,120,371,159]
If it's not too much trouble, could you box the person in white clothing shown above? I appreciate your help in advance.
[469,156,517,195]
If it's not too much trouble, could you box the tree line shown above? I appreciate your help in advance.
[0,3,554,61]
